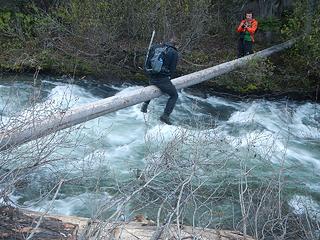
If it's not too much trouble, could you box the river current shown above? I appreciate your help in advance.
[0,74,319,225]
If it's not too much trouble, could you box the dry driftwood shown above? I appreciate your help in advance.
[1,208,255,240]
[0,206,78,240]
[75,213,256,240]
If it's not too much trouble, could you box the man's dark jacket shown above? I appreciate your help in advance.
[146,42,178,79]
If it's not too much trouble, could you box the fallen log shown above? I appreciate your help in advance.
[0,39,296,151]
[0,206,78,240]
[19,209,255,240]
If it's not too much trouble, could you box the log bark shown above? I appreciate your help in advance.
[3,206,252,239]
[0,206,78,239]
[305,0,316,34]
[0,39,296,151]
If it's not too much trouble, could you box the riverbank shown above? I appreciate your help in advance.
[1,25,318,102]
[0,52,320,102]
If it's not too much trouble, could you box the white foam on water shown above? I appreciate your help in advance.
[222,101,317,165]
[41,79,66,86]
[0,83,34,116]
[178,90,241,122]
[227,103,258,124]
[102,116,144,146]
[25,192,110,216]
[217,126,286,163]
[286,146,320,170]
[144,123,227,163]
[46,83,100,108]
[218,102,285,161]
[45,84,149,175]
[180,89,241,109]
[104,143,145,173]
[0,85,12,107]
[0,190,22,206]
[180,89,208,103]
[227,101,287,134]
[289,195,320,220]
[206,95,242,109]
[2,79,320,219]
[69,148,109,171]
[113,85,143,96]
[2,83,102,132]
[145,123,188,144]
[306,183,320,192]
[178,100,210,118]
[289,103,320,139]
[115,102,147,122]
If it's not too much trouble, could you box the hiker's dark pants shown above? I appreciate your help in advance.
[238,39,253,58]
[144,77,178,116]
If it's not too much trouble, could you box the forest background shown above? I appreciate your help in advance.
[0,0,319,100]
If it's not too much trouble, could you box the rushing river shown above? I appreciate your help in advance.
[0,74,319,228]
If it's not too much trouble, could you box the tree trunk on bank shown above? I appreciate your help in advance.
[305,0,316,34]
[256,0,294,43]
[0,39,296,152]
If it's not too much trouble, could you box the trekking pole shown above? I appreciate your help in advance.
[144,30,155,69]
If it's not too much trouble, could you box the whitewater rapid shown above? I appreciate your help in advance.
[0,75,319,220]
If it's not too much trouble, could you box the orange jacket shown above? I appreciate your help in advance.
[237,19,258,42]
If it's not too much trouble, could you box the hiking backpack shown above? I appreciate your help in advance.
[145,44,169,75]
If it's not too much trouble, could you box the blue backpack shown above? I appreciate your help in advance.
[145,44,169,75]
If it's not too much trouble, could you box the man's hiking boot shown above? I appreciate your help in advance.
[160,114,172,125]
[140,103,148,113]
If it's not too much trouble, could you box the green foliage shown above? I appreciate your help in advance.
[0,11,12,31]
[281,2,306,38]
[281,0,320,89]
[0,0,317,98]
[186,51,210,64]
[239,58,276,93]
[0,5,39,39]
[214,58,277,94]
[258,17,281,32]
[0,0,220,76]
[15,12,36,37]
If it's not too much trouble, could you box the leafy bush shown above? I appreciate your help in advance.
[281,0,320,87]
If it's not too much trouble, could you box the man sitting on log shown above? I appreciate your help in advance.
[141,35,179,125]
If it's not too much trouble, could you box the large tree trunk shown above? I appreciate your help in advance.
[305,0,316,34]
[257,0,294,43]
[257,0,294,17]
[0,39,296,152]
[258,0,280,43]
[258,0,279,18]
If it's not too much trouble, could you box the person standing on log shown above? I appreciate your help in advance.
[141,36,179,125]
[237,10,258,58]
